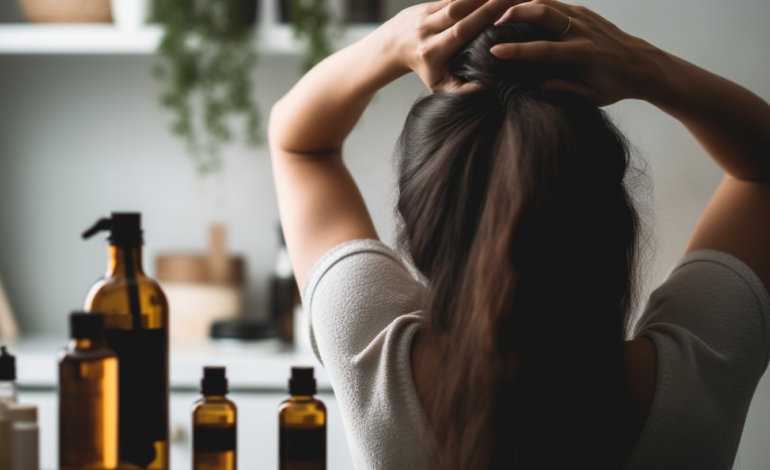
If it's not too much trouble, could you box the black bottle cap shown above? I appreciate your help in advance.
[0,346,15,381]
[82,212,144,247]
[289,367,316,396]
[70,312,105,340]
[201,367,229,396]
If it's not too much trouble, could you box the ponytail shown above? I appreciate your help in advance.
[396,23,642,470]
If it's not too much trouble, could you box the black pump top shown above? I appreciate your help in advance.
[70,312,105,340]
[82,212,144,247]
[0,346,15,381]
[201,367,229,396]
[289,367,317,396]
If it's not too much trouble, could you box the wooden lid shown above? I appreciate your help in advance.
[155,223,245,285]
[155,255,244,285]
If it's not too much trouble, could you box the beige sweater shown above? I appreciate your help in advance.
[302,240,770,469]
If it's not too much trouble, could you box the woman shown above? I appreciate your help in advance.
[269,0,770,468]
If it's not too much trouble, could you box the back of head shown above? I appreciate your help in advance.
[397,23,643,469]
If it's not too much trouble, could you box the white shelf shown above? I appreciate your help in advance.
[0,23,378,55]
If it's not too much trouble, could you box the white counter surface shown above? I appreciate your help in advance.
[8,336,770,469]
[7,335,354,470]
[8,335,330,392]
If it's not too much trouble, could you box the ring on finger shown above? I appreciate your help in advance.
[559,16,572,38]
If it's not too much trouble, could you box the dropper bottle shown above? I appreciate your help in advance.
[278,367,326,470]
[192,367,237,470]
[58,312,118,470]
[0,346,17,470]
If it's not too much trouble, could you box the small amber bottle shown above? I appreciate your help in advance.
[192,367,237,470]
[58,312,119,470]
[279,367,326,470]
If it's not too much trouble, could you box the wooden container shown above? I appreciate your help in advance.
[156,224,246,341]
[16,0,113,23]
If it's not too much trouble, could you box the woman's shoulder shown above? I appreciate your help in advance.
[300,239,435,468]
[624,249,770,469]
[636,249,770,364]
[301,238,428,363]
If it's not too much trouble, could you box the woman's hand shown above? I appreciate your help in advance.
[382,0,528,93]
[490,0,665,106]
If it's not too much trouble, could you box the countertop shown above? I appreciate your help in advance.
[7,334,331,393]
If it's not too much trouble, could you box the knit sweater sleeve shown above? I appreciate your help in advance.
[624,250,770,470]
[301,239,433,469]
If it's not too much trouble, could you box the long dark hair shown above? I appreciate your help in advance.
[396,23,643,469]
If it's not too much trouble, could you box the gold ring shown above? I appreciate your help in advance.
[559,16,572,38]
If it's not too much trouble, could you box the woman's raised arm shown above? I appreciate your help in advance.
[269,0,523,286]
[492,0,770,289]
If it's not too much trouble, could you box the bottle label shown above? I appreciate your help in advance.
[280,426,326,462]
[105,328,168,467]
[193,425,236,452]
[59,357,118,468]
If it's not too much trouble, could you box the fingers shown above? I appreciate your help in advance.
[496,0,576,25]
[446,0,488,20]
[423,0,453,16]
[528,0,576,17]
[494,2,571,36]
[425,0,516,33]
[490,40,583,63]
[421,0,481,34]
[440,0,527,46]
[542,78,602,104]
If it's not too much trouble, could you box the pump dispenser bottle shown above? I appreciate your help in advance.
[58,312,119,470]
[192,367,237,470]
[82,212,169,469]
[0,346,17,470]
[278,367,326,470]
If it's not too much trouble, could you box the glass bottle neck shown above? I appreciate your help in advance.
[69,338,98,350]
[289,395,314,402]
[106,245,145,277]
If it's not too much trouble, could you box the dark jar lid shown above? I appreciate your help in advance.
[210,319,277,341]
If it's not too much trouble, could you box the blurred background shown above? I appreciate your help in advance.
[0,0,768,468]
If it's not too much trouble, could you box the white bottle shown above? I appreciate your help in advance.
[0,402,11,470]
[9,404,38,470]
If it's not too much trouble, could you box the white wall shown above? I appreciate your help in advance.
[0,0,769,336]
[0,52,424,333]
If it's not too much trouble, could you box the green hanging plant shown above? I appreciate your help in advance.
[151,0,335,174]
[285,0,334,73]
[152,0,261,175]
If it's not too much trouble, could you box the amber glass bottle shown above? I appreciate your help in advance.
[192,367,237,470]
[279,367,326,470]
[83,213,169,469]
[59,312,119,470]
